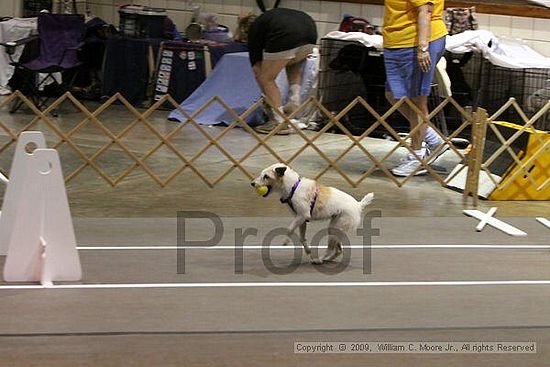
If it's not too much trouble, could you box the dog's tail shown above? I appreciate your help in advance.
[359,192,374,210]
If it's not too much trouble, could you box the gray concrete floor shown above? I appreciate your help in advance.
[0,100,549,366]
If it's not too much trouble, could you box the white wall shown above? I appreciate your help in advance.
[86,0,550,56]
[53,0,88,14]
[1,0,21,17]
[0,0,88,17]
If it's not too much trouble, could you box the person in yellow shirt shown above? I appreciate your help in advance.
[383,0,448,176]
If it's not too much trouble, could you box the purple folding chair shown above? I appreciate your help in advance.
[1,13,85,112]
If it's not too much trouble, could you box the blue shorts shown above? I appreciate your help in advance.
[383,36,446,99]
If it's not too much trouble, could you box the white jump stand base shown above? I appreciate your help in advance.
[0,131,81,285]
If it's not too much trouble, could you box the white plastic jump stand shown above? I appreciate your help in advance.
[0,132,46,255]
[0,132,82,286]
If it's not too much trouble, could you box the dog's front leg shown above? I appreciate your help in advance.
[282,215,307,246]
[298,222,322,265]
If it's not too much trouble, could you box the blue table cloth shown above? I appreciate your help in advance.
[168,52,317,126]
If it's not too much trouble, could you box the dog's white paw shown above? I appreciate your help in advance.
[311,258,323,265]
[322,250,333,260]
[322,250,342,262]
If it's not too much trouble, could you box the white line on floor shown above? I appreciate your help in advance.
[76,245,550,251]
[2,280,550,290]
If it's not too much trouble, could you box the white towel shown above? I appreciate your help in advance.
[323,31,384,50]
[527,0,550,8]
[0,18,37,95]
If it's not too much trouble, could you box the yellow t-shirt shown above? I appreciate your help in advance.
[383,0,447,49]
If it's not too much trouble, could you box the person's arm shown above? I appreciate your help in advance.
[416,2,433,72]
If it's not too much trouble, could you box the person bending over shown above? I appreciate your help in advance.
[383,0,448,176]
[248,8,317,135]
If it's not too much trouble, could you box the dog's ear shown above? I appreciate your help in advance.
[274,166,287,177]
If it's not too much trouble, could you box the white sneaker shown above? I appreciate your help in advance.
[392,153,427,176]
[426,139,449,164]
[283,103,299,115]
[253,120,291,135]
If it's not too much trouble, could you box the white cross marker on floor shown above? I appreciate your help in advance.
[536,217,550,229]
[463,208,528,237]
[475,207,498,232]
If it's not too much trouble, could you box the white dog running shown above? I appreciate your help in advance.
[252,163,374,264]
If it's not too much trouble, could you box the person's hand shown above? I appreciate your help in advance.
[417,48,431,73]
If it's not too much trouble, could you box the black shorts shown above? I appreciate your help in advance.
[247,8,317,66]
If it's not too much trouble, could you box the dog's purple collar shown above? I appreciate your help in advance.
[280,179,318,217]
[280,179,301,210]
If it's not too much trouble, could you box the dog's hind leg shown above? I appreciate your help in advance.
[305,245,323,265]
[300,222,322,265]
[322,237,341,262]
[322,216,347,262]
[322,241,334,262]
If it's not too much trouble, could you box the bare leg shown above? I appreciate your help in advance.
[410,96,429,151]
[285,58,305,87]
[284,55,308,113]
[385,92,429,151]
[253,59,289,111]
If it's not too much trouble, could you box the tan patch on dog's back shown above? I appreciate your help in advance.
[313,184,332,213]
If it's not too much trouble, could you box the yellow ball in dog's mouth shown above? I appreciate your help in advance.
[255,185,269,197]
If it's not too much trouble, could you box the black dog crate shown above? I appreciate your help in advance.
[119,5,167,39]
[440,51,484,139]
[23,0,53,17]
[478,62,550,131]
[447,51,550,131]
[318,38,446,137]
[444,51,484,106]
